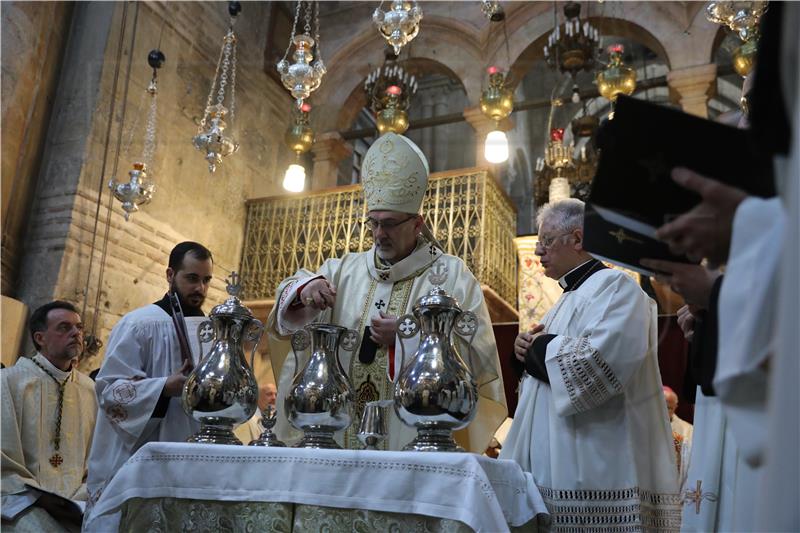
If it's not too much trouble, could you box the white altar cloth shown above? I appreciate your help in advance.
[85,442,547,532]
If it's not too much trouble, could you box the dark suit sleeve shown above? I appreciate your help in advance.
[524,334,557,384]
[685,275,723,398]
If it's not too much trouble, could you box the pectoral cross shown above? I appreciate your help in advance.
[49,453,63,468]
[684,480,718,514]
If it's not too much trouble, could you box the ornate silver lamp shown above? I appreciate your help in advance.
[109,49,162,221]
[277,0,326,108]
[373,0,423,56]
[480,0,505,22]
[706,1,768,77]
[192,1,241,173]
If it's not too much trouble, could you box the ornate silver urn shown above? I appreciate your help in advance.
[286,324,359,449]
[394,265,479,452]
[182,272,263,445]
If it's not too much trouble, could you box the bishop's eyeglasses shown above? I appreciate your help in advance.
[364,216,416,231]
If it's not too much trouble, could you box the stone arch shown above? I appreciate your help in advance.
[708,26,732,62]
[309,16,484,133]
[504,16,670,92]
[334,57,470,133]
[494,2,720,88]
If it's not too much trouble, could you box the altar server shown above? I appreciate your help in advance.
[86,242,212,507]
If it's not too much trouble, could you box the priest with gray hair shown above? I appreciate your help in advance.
[500,198,681,531]
[268,132,506,452]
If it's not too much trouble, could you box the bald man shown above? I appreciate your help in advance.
[234,383,277,444]
[663,386,693,493]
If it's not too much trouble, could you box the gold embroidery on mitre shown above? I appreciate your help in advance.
[361,133,427,213]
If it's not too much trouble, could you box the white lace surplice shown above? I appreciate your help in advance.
[86,305,206,503]
[500,269,682,531]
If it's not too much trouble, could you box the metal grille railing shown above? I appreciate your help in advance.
[241,167,517,308]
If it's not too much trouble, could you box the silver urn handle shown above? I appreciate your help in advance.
[290,328,311,375]
[245,319,265,370]
[196,320,215,362]
[340,329,360,351]
[453,310,478,375]
[396,314,420,381]
[338,328,360,376]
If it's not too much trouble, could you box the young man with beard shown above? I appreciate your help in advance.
[86,242,213,506]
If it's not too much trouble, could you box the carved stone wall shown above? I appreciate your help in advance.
[4,2,293,372]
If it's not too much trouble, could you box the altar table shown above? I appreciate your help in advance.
[84,442,548,532]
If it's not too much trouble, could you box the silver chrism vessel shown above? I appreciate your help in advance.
[394,264,479,452]
[286,324,359,448]
[249,405,286,447]
[182,272,263,445]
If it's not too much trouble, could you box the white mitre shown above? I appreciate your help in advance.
[361,132,429,214]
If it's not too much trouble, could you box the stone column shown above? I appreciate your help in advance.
[420,92,434,164]
[311,132,353,190]
[432,87,450,171]
[667,63,717,118]
[462,106,514,169]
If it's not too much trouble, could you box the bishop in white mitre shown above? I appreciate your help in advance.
[500,200,681,531]
[267,132,506,453]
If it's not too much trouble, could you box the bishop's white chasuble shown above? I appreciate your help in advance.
[268,238,507,453]
[500,267,682,531]
[86,305,205,505]
[1,354,97,529]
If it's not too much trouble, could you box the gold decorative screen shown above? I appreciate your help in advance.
[240,167,517,308]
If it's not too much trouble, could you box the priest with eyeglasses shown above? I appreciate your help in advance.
[268,132,506,452]
[500,199,681,531]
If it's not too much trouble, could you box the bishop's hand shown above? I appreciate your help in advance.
[370,312,397,347]
[299,278,337,310]
[514,324,545,363]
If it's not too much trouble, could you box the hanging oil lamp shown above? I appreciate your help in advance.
[192,1,241,173]
[373,0,423,56]
[480,66,513,163]
[109,49,163,221]
[277,1,326,108]
[282,103,314,192]
[596,44,636,118]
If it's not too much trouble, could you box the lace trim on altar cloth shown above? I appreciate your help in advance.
[125,453,497,500]
[555,337,623,413]
[538,486,683,532]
